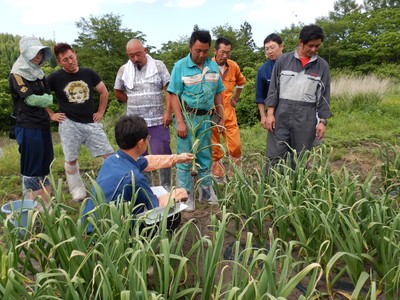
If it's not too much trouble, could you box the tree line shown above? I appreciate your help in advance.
[0,0,399,130]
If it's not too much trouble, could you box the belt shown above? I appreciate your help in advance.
[184,102,210,116]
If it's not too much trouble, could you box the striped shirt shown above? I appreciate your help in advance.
[114,59,170,127]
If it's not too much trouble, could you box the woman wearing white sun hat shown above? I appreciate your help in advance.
[9,36,54,203]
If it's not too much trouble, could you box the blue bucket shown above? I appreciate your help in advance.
[1,199,38,228]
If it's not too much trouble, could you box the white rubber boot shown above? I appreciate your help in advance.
[184,191,195,212]
[65,162,87,202]
[199,185,218,204]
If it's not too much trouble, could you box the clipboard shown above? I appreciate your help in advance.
[136,186,188,225]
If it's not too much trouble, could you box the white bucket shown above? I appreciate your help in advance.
[1,199,38,228]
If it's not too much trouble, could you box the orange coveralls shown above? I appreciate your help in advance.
[211,58,246,178]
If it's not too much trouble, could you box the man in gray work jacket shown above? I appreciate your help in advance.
[264,24,332,172]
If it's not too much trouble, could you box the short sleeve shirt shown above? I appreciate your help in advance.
[167,54,225,110]
[47,68,102,123]
[114,59,170,127]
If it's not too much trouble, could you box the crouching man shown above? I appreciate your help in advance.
[82,115,193,233]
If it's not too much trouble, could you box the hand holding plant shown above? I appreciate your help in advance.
[177,153,194,163]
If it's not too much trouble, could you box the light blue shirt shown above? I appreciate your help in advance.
[167,53,225,110]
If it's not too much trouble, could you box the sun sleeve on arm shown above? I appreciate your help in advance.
[144,155,179,172]
[25,93,53,107]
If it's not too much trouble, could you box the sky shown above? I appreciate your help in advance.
[0,0,362,50]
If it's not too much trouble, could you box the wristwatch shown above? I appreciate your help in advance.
[319,119,327,126]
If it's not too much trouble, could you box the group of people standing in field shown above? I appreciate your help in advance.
[9,24,331,226]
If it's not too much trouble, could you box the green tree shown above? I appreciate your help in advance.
[155,36,189,72]
[0,33,20,71]
[329,0,362,19]
[317,7,400,73]
[0,78,12,132]
[364,0,400,10]
[209,22,263,126]
[74,13,147,91]
[212,24,242,63]
[238,21,257,50]
[279,23,303,53]
[211,22,262,70]
[235,65,261,126]
[212,24,237,48]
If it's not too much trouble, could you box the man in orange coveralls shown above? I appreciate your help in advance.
[211,37,246,181]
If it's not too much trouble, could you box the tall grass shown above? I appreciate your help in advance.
[1,75,400,299]
[331,75,390,98]
[331,75,391,112]
[379,143,400,193]
[220,145,400,299]
[1,149,399,298]
[0,171,325,299]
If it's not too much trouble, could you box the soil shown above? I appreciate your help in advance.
[179,202,307,299]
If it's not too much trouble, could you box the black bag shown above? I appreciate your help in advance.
[9,114,17,139]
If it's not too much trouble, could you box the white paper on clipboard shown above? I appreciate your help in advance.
[136,186,188,225]
[150,186,168,197]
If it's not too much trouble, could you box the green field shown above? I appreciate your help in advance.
[0,75,399,299]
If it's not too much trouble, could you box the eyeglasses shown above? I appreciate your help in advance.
[264,46,277,52]
[218,50,231,56]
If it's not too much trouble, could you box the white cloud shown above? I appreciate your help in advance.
[230,0,344,47]
[234,0,334,26]
[112,0,157,3]
[232,3,249,11]
[165,0,206,8]
[2,0,156,25]
[5,0,104,24]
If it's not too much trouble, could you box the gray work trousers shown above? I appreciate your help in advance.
[265,99,317,173]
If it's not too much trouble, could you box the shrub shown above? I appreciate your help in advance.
[235,66,259,126]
